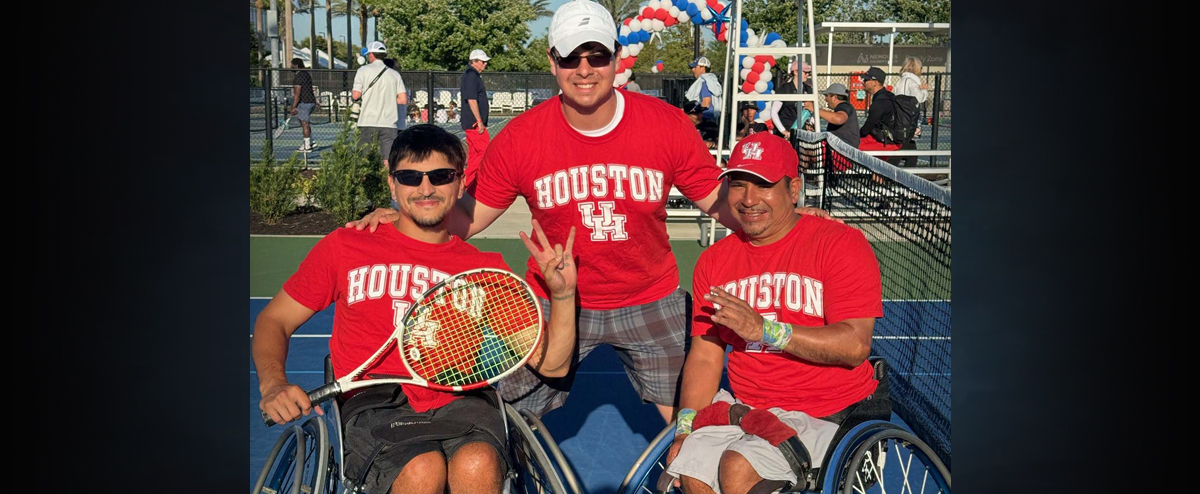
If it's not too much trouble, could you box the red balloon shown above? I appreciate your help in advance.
[746,70,760,84]
[707,0,721,10]
[655,8,669,20]
[752,62,765,73]
[717,31,726,42]
[664,16,677,27]
[742,81,755,94]
[623,18,632,26]
[623,57,635,70]
[642,7,653,18]
[764,57,776,67]
[755,55,770,65]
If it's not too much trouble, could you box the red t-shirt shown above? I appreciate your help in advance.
[469,90,721,309]
[691,216,883,417]
[282,227,509,412]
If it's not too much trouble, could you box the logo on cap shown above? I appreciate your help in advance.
[741,142,763,161]
[578,17,590,26]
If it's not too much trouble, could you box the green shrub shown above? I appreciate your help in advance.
[250,142,302,225]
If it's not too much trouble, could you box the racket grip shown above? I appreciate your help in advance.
[261,382,342,427]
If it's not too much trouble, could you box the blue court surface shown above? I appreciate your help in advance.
[249,298,946,493]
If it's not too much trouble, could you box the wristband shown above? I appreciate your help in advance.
[762,319,793,349]
[676,408,697,435]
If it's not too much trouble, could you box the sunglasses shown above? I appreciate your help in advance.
[554,50,613,69]
[390,168,461,186]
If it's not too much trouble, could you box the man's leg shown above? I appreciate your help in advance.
[446,442,504,494]
[462,127,490,187]
[611,289,690,425]
[391,451,447,494]
[717,450,762,494]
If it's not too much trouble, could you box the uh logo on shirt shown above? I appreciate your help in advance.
[532,163,667,241]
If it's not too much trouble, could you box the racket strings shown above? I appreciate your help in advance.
[403,271,540,387]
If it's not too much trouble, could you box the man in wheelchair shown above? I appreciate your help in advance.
[663,133,886,494]
[253,124,579,494]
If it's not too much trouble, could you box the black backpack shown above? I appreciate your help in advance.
[882,94,919,144]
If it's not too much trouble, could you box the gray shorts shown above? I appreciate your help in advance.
[663,389,841,493]
[358,126,399,162]
[295,102,316,122]
[496,288,690,416]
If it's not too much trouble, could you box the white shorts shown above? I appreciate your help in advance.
[663,389,840,493]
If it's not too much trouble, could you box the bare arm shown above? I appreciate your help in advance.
[691,182,741,230]
[467,99,485,132]
[397,91,408,105]
[678,334,726,411]
[253,289,323,424]
[352,90,362,100]
[820,108,849,125]
[519,222,578,378]
[700,96,712,110]
[703,286,874,367]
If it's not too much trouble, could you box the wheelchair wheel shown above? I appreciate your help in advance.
[251,414,333,494]
[519,409,583,494]
[832,424,950,494]
[616,423,676,494]
[506,404,570,494]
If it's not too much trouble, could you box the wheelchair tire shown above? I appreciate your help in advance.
[519,409,583,494]
[251,415,332,494]
[506,404,570,494]
[834,425,950,494]
[616,423,676,494]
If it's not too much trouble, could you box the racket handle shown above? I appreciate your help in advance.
[261,382,342,427]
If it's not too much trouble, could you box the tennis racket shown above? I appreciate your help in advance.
[272,114,293,139]
[263,268,543,426]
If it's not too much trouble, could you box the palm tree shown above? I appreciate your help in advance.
[295,0,318,66]
[283,0,293,66]
[331,0,378,47]
[596,0,639,24]
[530,0,552,18]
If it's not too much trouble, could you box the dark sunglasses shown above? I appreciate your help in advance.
[390,168,461,186]
[554,50,613,69]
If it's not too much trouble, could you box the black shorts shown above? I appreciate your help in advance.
[340,386,509,493]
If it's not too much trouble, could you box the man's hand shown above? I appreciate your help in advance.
[345,208,401,232]
[665,434,688,488]
[793,206,844,224]
[520,220,576,298]
[702,286,765,343]
[260,382,323,425]
[290,108,298,116]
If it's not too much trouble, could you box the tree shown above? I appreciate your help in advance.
[596,0,640,25]
[371,0,539,71]
[297,35,361,67]
[530,0,552,18]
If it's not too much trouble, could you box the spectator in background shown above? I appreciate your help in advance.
[625,72,642,93]
[891,57,931,167]
[686,56,723,123]
[352,41,408,169]
[289,58,318,152]
[771,58,814,141]
[461,48,492,185]
[683,101,719,149]
[382,58,408,131]
[816,83,860,149]
[857,67,902,156]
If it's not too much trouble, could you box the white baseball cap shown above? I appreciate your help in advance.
[366,41,387,53]
[688,56,711,68]
[548,0,618,56]
[469,49,491,62]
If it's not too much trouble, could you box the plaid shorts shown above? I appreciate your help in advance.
[495,288,691,417]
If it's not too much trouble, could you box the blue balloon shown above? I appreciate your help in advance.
[740,30,748,44]
[740,40,748,48]
[640,31,651,43]
[675,0,688,9]
[767,81,775,91]
[757,101,766,111]
[686,4,698,16]
[764,32,782,45]
[691,14,703,25]
[618,35,629,45]
[741,19,749,29]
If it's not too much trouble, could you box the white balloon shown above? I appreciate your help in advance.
[653,19,665,31]
[742,57,754,69]
[746,28,755,39]
[641,18,654,31]
[615,72,629,86]
[770,39,786,47]
[620,25,631,37]
[629,21,641,32]
[760,71,772,82]
[758,106,772,120]
[700,9,712,21]
[629,44,642,56]
[691,0,704,7]
[746,34,758,47]
[740,68,751,80]
[755,80,768,93]
[652,65,660,73]
[356,55,366,65]
[620,47,630,59]
[668,6,680,18]
[648,0,661,9]
[678,11,690,23]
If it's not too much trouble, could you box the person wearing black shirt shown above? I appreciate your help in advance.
[290,58,318,152]
[816,83,860,148]
[857,66,902,155]
[771,58,814,140]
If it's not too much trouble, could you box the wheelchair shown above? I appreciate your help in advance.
[251,356,583,494]
[616,358,950,494]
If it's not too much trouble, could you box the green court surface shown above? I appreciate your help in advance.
[250,236,707,297]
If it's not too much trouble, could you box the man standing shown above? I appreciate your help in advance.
[290,58,319,152]
[687,56,723,123]
[353,41,408,168]
[461,48,491,185]
[815,83,860,149]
